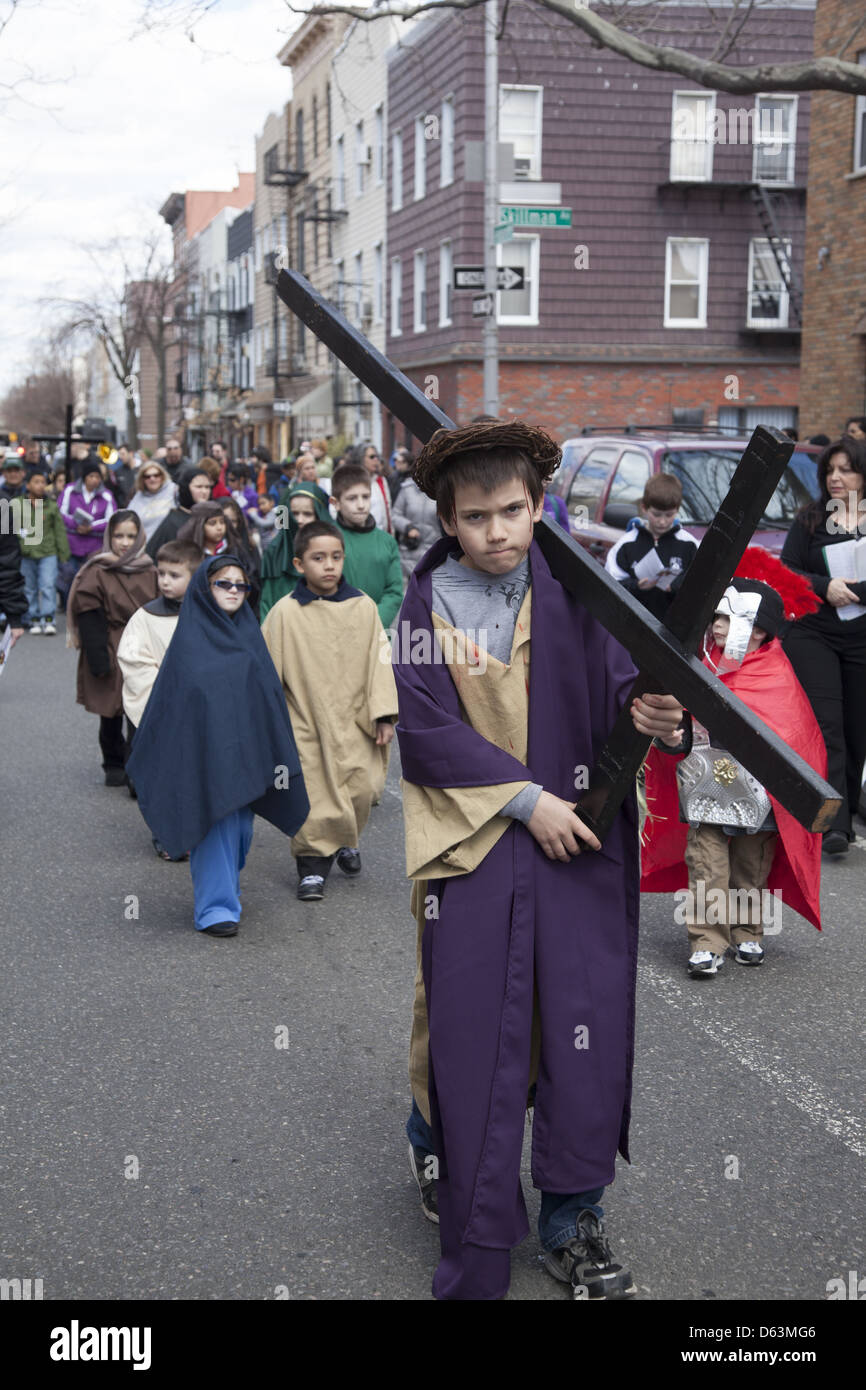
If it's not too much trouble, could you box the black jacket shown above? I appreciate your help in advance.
[605,521,699,620]
[781,514,866,634]
[0,528,28,625]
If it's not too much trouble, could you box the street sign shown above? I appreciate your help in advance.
[472,293,495,317]
[494,222,514,244]
[454,266,525,292]
[273,400,293,415]
[499,206,572,228]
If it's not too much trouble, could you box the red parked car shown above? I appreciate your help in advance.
[547,430,820,563]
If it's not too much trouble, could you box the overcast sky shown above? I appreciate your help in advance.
[0,0,301,400]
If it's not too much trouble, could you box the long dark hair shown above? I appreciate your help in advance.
[796,436,866,533]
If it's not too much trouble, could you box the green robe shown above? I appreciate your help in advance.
[259,482,332,620]
[335,515,404,630]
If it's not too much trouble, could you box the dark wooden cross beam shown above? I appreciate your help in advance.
[277,268,841,839]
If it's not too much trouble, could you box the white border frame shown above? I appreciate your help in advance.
[664,237,709,329]
[669,90,716,183]
[499,83,543,180]
[496,234,539,326]
[752,94,798,186]
[746,237,791,329]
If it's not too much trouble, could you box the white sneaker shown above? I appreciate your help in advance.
[28,620,42,634]
[42,620,57,635]
[688,950,725,977]
[735,941,765,966]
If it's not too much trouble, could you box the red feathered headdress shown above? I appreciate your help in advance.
[733,546,821,621]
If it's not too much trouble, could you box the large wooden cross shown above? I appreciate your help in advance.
[277,269,840,840]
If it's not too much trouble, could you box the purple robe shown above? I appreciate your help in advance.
[395,534,640,1300]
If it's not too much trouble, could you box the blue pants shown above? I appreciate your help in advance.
[21,554,58,623]
[406,1098,604,1251]
[189,808,254,931]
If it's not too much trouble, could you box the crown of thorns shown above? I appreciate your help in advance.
[412,419,561,499]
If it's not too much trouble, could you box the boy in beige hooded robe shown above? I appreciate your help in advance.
[262,519,398,899]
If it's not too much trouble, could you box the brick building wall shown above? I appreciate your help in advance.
[799,0,866,436]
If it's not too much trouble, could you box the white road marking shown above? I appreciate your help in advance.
[640,960,866,1160]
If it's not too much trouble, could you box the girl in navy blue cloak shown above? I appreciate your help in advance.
[126,554,309,936]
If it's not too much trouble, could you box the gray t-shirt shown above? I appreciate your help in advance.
[431,553,542,824]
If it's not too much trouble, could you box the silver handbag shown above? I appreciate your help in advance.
[676,746,771,828]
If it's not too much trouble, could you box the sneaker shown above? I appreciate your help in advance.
[687,950,725,978]
[104,767,127,787]
[297,874,325,901]
[408,1144,439,1224]
[544,1210,636,1300]
[335,846,361,876]
[822,830,849,857]
[735,941,765,966]
[200,921,238,937]
[27,621,42,634]
[42,621,57,636]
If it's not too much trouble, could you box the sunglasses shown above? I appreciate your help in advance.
[212,579,251,593]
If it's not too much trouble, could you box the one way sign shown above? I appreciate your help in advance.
[455,265,525,292]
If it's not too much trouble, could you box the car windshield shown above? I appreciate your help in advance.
[662,449,819,528]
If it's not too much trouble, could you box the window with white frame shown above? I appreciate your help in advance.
[753,95,797,184]
[855,53,866,173]
[413,250,427,331]
[392,130,403,211]
[373,242,384,323]
[374,105,385,184]
[440,96,455,187]
[439,240,453,326]
[255,228,263,272]
[664,238,709,327]
[496,235,539,324]
[670,92,715,182]
[747,237,791,328]
[391,258,402,335]
[414,116,425,200]
[335,135,346,208]
[354,250,364,322]
[499,85,542,179]
[355,121,366,197]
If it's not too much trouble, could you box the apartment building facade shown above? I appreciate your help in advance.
[384,3,815,448]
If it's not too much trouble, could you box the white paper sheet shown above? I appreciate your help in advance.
[824,538,866,620]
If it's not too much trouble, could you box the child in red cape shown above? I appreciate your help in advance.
[641,548,826,977]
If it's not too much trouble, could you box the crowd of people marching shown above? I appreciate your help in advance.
[1,413,865,1301]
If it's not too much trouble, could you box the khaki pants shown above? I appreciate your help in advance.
[683,823,777,955]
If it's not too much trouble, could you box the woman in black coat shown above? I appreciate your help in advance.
[780,436,866,856]
[145,470,213,559]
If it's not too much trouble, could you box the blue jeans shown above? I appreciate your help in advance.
[21,554,59,623]
[189,807,255,930]
[406,1099,604,1250]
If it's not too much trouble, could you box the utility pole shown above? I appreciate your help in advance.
[482,0,499,416]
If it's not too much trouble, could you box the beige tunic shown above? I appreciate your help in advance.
[262,590,398,858]
[405,589,536,1120]
[117,607,178,726]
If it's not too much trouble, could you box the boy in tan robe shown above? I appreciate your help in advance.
[262,519,398,901]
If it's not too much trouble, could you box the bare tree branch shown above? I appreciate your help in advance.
[284,0,866,95]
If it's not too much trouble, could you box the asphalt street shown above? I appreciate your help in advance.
[2,618,864,1302]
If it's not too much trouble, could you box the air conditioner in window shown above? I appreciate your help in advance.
[362,300,374,322]
[358,145,372,165]
[292,353,307,374]
[513,157,532,178]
